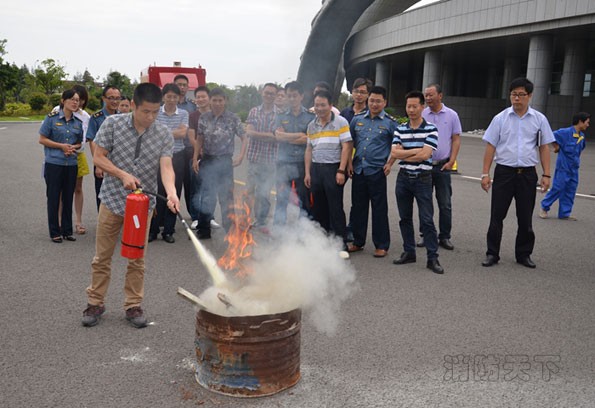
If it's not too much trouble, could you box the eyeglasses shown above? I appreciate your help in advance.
[353,90,368,95]
[510,92,529,98]
[105,96,122,101]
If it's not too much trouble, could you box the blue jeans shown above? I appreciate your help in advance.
[396,171,438,260]
[247,162,276,225]
[195,155,234,234]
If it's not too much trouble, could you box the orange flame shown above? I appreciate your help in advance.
[217,197,255,278]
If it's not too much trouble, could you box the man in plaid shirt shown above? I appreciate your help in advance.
[246,83,280,230]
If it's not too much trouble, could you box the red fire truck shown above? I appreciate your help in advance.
[140,62,207,95]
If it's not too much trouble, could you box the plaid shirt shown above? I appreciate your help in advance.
[246,104,278,164]
[94,113,174,216]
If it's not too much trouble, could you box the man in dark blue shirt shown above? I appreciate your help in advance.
[346,86,396,258]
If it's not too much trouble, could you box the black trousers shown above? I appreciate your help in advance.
[486,164,538,260]
[150,150,185,236]
[350,170,390,250]
[44,163,77,238]
[94,166,103,211]
[310,163,347,242]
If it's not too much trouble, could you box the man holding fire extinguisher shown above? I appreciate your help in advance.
[82,83,180,329]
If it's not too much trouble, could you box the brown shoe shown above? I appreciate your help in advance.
[347,244,364,253]
[373,249,388,258]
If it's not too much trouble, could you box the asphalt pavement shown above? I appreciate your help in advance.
[1,122,595,407]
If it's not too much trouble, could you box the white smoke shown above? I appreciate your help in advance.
[198,217,358,336]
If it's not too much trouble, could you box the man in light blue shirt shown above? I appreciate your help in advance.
[480,77,554,269]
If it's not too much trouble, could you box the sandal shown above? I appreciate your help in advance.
[52,237,63,243]
[76,224,86,235]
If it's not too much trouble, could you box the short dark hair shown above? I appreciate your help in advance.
[162,83,181,96]
[209,87,227,99]
[194,86,210,96]
[60,89,79,109]
[173,74,189,83]
[425,83,442,94]
[509,77,534,94]
[102,85,119,97]
[352,78,373,92]
[313,89,333,104]
[405,90,425,105]
[285,81,303,94]
[263,82,278,91]
[572,111,591,125]
[133,83,162,105]
[120,96,131,103]
[314,81,331,91]
[72,85,89,109]
[369,86,387,100]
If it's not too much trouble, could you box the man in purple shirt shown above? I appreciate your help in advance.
[418,84,462,251]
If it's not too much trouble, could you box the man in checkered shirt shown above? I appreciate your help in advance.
[82,83,180,329]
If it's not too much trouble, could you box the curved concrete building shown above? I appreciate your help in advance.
[301,0,595,130]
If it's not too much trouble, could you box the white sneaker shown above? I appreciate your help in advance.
[539,209,548,219]
[210,219,221,229]
[190,220,198,230]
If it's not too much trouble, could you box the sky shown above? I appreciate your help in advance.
[0,0,436,88]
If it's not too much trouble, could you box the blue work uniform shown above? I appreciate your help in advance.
[39,110,83,238]
[541,126,586,218]
[87,108,115,210]
[349,110,395,251]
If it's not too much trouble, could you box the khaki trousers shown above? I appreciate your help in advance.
[86,204,151,310]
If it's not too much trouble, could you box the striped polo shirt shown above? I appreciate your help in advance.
[307,113,352,164]
[392,119,438,173]
[157,106,189,154]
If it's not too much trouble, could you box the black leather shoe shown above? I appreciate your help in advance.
[163,234,175,244]
[482,255,499,267]
[416,238,425,248]
[516,257,536,269]
[439,239,454,250]
[196,230,211,240]
[427,259,444,274]
[62,235,76,242]
[148,233,157,243]
[393,252,416,265]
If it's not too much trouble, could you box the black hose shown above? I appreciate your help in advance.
[140,189,186,225]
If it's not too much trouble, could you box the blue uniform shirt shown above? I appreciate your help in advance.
[483,106,555,167]
[39,109,83,166]
[350,110,395,175]
[274,106,315,163]
[87,108,113,141]
[553,125,586,172]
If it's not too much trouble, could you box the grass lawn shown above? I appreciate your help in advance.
[0,115,46,122]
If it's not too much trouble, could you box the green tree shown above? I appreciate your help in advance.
[0,39,20,110]
[105,71,133,97]
[33,58,67,95]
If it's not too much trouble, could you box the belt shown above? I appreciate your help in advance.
[432,158,449,166]
[497,164,535,174]
[399,169,431,179]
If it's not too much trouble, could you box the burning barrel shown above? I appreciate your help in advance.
[194,308,301,397]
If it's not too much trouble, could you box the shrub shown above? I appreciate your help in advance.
[87,95,101,111]
[48,94,62,108]
[29,92,48,111]
[1,102,32,117]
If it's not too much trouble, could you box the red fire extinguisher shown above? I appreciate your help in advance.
[121,189,150,259]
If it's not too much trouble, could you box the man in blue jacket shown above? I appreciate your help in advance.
[540,112,590,220]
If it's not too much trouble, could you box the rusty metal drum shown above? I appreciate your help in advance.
[194,308,301,397]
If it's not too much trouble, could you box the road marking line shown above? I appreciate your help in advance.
[459,175,595,199]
